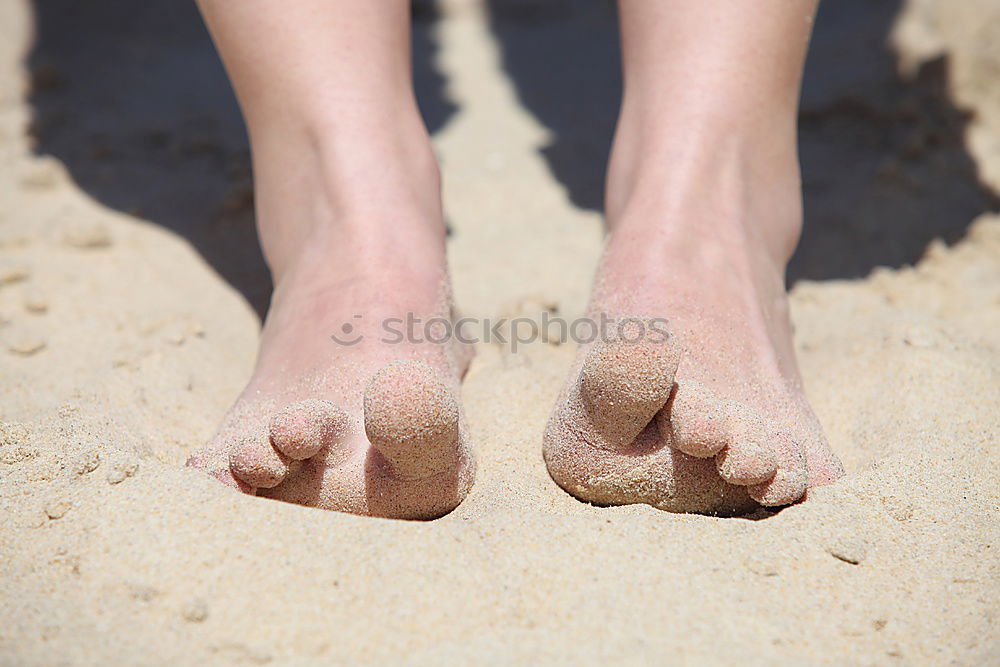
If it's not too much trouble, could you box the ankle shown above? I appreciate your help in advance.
[605,123,803,268]
[252,113,445,283]
[311,114,443,228]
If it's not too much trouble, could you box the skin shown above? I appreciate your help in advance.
[187,0,844,518]
[545,0,844,514]
[185,0,474,519]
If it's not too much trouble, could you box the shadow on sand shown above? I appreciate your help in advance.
[26,0,454,316]
[485,0,998,283]
[27,0,998,317]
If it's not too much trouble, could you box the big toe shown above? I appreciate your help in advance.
[578,333,681,450]
[364,359,466,481]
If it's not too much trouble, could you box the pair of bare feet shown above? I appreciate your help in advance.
[186,130,844,519]
[182,0,843,519]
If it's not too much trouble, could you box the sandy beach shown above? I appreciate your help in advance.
[1,0,998,663]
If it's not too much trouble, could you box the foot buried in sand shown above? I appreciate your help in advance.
[545,323,832,516]
[190,354,475,520]
[544,218,845,516]
[186,238,476,520]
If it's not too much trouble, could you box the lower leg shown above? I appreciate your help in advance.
[196,0,443,274]
[608,0,818,252]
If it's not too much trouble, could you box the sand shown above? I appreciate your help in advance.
[1,0,999,663]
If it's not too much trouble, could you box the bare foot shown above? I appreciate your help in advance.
[184,111,476,520]
[544,140,844,516]
[187,251,475,520]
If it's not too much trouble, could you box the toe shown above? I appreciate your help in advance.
[186,452,255,494]
[578,332,681,450]
[655,380,731,458]
[714,409,779,486]
[807,451,845,487]
[230,435,291,489]
[802,428,845,487]
[748,432,809,506]
[270,399,352,460]
[364,359,464,481]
